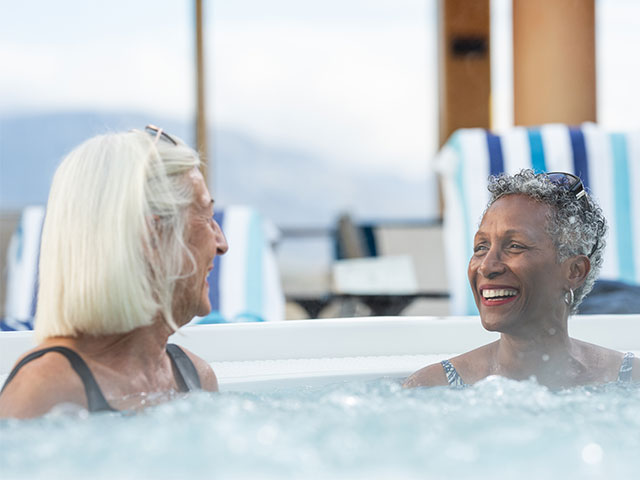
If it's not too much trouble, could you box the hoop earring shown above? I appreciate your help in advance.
[564,288,574,306]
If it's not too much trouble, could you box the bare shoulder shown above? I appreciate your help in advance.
[448,342,496,381]
[403,342,497,388]
[572,339,638,381]
[403,362,448,388]
[178,346,218,392]
[0,348,87,418]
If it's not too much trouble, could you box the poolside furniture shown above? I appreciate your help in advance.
[2,206,44,330]
[436,123,640,315]
[1,205,285,330]
[288,216,449,318]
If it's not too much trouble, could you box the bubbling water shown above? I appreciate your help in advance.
[1,377,638,479]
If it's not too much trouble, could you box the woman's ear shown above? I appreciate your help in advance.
[565,255,590,289]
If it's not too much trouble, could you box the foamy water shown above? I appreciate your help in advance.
[1,377,638,479]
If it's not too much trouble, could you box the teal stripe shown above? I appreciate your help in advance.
[245,212,264,318]
[527,129,547,173]
[611,134,636,282]
[450,134,478,315]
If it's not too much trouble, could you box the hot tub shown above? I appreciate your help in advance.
[1,316,639,480]
[2,315,639,390]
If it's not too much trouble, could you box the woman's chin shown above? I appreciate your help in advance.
[480,312,515,332]
[195,301,212,318]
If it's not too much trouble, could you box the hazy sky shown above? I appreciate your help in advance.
[1,0,638,178]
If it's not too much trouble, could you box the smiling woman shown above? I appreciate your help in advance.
[0,127,228,418]
[404,169,639,389]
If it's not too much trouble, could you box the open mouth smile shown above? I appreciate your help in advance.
[479,287,519,306]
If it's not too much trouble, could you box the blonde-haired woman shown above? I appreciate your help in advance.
[0,126,228,418]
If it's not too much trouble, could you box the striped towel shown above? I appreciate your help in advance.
[2,206,45,330]
[1,205,285,331]
[435,123,640,315]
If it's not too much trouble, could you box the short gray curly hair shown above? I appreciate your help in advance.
[486,169,607,313]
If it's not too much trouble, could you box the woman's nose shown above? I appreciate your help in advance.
[478,247,505,279]
[214,220,229,255]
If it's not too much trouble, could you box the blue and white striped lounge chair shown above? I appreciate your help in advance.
[435,123,640,315]
[1,205,284,330]
[2,206,45,330]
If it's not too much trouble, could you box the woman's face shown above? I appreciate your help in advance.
[468,194,567,333]
[176,169,228,322]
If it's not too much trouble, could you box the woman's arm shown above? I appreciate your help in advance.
[402,362,449,388]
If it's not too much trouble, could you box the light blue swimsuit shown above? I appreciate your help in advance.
[441,352,635,387]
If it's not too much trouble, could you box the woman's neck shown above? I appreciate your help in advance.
[493,323,586,387]
[45,317,173,370]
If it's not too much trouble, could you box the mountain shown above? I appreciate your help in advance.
[0,111,437,228]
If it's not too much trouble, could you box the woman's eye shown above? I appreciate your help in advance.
[509,243,525,250]
[474,244,488,253]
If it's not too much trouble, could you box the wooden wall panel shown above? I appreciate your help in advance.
[513,0,596,126]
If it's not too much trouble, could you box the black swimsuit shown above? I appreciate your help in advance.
[0,344,202,413]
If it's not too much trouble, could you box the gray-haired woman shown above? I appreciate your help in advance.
[405,169,638,389]
[0,126,228,418]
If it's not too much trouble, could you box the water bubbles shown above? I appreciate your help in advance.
[548,328,557,335]
[445,443,479,463]
[242,399,257,412]
[46,403,90,420]
[228,434,249,454]
[256,424,279,445]
[542,354,550,362]
[2,379,638,479]
[581,442,603,465]
[343,395,360,407]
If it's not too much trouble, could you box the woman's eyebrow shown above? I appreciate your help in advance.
[502,229,521,236]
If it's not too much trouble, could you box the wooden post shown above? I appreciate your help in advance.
[513,0,596,126]
[438,0,492,146]
[437,0,492,217]
[195,0,210,183]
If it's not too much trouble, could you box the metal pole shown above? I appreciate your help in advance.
[195,0,210,184]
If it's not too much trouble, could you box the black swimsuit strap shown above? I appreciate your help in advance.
[0,346,115,412]
[166,343,202,392]
[1,344,202,413]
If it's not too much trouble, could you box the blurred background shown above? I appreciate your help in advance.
[1,0,639,320]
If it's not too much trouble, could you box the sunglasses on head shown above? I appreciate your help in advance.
[545,171,598,258]
[545,171,587,200]
[145,124,178,146]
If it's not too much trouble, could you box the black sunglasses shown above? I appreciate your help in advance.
[545,171,598,258]
[545,171,587,201]
[145,124,178,146]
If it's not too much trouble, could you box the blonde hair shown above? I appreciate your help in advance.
[34,129,201,341]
